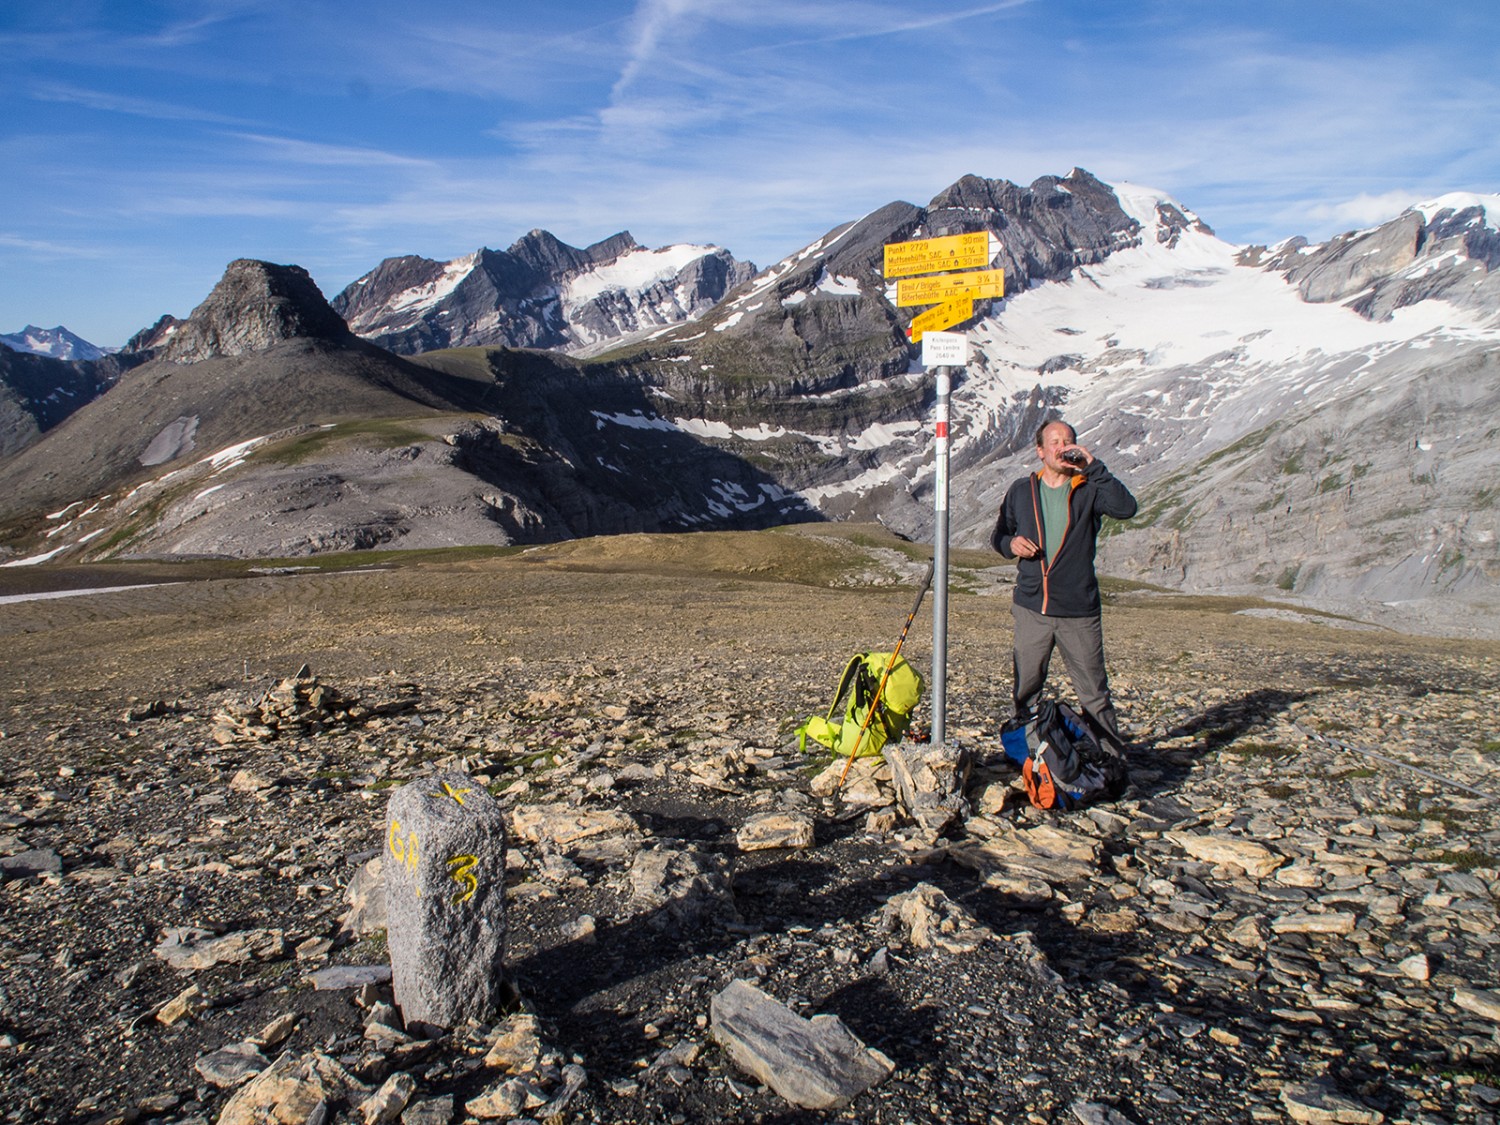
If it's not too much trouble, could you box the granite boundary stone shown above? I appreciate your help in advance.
[385,770,508,1029]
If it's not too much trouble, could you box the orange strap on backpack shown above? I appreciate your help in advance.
[1022,757,1060,810]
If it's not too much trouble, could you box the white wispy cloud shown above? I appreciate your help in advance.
[1304,192,1426,231]
[29,82,261,127]
[0,232,106,259]
[740,0,1032,49]
[612,0,706,101]
[231,134,437,170]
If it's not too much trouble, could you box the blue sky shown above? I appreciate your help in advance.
[3,1,1498,347]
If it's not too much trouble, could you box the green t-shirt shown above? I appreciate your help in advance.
[1039,480,1070,564]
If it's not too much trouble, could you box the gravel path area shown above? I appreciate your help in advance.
[2,535,1498,1125]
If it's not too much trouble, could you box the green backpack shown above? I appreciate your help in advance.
[797,651,925,759]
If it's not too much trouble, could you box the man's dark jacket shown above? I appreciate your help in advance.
[991,460,1138,617]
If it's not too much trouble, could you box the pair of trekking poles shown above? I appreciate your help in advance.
[835,561,935,791]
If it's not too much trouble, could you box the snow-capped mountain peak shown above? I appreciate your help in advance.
[0,325,107,361]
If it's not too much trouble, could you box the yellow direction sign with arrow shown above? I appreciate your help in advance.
[895,268,1004,307]
[883,232,991,279]
[907,297,974,342]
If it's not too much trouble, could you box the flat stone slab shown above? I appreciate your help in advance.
[1166,832,1287,877]
[710,979,893,1110]
[154,927,286,970]
[1072,1102,1140,1125]
[0,848,62,879]
[1454,986,1500,1022]
[1280,1079,1386,1124]
[305,964,393,990]
[510,803,637,849]
[194,1041,270,1088]
[1271,911,1357,936]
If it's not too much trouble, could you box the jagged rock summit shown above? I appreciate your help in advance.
[0,257,492,533]
[161,259,355,364]
[125,314,186,355]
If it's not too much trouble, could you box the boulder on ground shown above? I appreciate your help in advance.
[736,812,815,851]
[710,979,894,1110]
[884,743,971,842]
[629,844,738,933]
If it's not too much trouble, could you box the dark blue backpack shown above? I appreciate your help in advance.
[1002,700,1127,810]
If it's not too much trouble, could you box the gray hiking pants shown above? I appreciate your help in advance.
[1011,603,1124,750]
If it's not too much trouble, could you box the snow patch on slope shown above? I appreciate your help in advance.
[564,245,720,304]
[968,222,1491,382]
[389,253,477,316]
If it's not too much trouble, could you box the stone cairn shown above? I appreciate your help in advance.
[210,666,419,744]
[384,770,508,1030]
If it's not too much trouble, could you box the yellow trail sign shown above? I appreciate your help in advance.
[884,232,991,278]
[895,268,1004,308]
[907,297,974,342]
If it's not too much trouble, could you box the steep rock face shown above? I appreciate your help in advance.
[1097,340,1500,632]
[1258,196,1500,323]
[331,231,755,357]
[648,169,1157,393]
[162,260,354,364]
[925,169,1146,280]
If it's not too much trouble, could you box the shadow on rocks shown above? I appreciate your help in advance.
[511,859,886,1006]
[1128,687,1312,798]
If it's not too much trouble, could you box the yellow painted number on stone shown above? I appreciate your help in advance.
[387,818,419,872]
[447,855,479,904]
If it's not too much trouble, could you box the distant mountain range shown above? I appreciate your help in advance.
[2,170,1496,636]
[331,230,755,358]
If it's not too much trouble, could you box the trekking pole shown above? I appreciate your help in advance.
[836,561,935,791]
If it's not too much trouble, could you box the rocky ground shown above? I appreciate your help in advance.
[1,528,1499,1125]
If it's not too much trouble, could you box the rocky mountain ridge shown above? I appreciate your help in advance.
[0,343,142,460]
[157,260,357,364]
[0,258,813,558]
[1,170,1496,636]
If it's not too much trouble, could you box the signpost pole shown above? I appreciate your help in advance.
[886,230,998,752]
[931,365,951,748]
